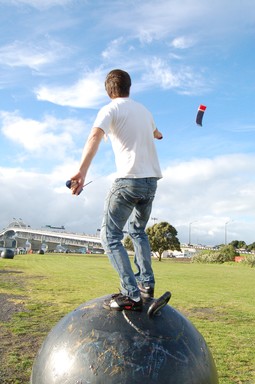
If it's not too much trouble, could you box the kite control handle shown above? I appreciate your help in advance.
[66,180,83,195]
[66,179,93,195]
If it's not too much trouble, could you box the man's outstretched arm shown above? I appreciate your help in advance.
[70,127,105,195]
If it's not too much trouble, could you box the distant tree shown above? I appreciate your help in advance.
[230,240,247,249]
[247,242,255,251]
[123,236,134,252]
[146,221,181,261]
[230,240,239,248]
[238,241,247,249]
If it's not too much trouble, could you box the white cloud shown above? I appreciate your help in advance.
[0,111,87,159]
[163,154,255,184]
[0,0,73,9]
[101,38,126,60]
[152,153,255,244]
[0,165,111,235]
[36,70,107,108]
[171,36,196,49]
[143,57,209,94]
[0,40,70,71]
[115,0,255,44]
[1,153,255,246]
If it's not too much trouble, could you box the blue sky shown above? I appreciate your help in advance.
[0,0,255,246]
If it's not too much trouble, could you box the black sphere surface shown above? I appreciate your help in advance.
[1,249,15,259]
[31,295,218,384]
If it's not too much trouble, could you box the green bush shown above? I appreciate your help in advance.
[218,244,239,262]
[192,245,238,264]
[240,254,255,267]
[192,251,223,264]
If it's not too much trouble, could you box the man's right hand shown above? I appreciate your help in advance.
[69,172,85,195]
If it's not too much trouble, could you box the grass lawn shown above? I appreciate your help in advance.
[0,253,254,383]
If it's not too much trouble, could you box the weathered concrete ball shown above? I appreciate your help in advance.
[31,295,218,384]
[1,249,15,259]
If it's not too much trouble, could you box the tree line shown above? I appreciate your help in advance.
[123,221,255,261]
[228,240,255,252]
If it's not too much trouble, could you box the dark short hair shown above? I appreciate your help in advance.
[105,69,131,98]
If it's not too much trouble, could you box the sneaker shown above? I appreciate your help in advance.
[104,293,142,311]
[138,284,154,299]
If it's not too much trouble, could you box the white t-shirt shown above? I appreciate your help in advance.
[93,97,162,179]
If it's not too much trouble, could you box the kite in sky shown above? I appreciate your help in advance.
[196,104,207,126]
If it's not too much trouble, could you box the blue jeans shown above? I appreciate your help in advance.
[100,178,158,300]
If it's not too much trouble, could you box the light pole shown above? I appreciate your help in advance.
[151,217,158,225]
[225,221,230,245]
[189,221,197,246]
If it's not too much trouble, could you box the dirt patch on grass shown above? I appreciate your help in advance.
[0,270,40,384]
[0,269,27,322]
[0,293,27,322]
[180,306,220,321]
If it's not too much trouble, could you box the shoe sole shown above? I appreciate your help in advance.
[103,305,142,312]
[103,300,142,312]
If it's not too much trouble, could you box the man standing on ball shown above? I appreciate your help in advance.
[70,69,163,311]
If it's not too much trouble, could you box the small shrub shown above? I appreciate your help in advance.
[240,254,255,267]
[219,244,239,262]
[192,245,238,264]
[192,251,223,264]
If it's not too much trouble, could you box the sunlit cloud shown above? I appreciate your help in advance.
[36,70,107,108]
[171,36,196,49]
[143,57,208,94]
[0,111,86,158]
[101,38,126,60]
[0,40,70,71]
[0,0,73,9]
[152,153,255,244]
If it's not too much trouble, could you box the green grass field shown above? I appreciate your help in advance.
[0,253,254,383]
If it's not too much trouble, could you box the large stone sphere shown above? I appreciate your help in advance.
[1,249,15,259]
[31,295,218,384]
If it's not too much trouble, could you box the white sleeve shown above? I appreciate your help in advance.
[93,105,112,135]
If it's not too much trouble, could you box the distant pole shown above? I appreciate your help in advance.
[151,217,158,225]
[189,221,197,245]
[225,221,230,245]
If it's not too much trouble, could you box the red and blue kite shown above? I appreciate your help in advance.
[196,104,207,126]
